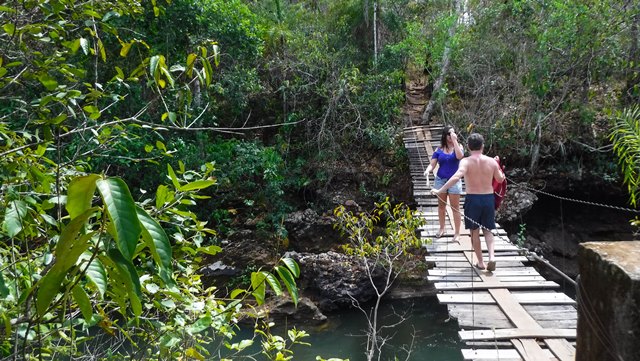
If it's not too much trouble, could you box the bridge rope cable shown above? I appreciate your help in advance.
[506,176,640,214]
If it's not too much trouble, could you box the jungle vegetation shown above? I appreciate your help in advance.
[1,0,639,359]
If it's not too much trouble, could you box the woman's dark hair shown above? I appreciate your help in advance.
[440,125,454,149]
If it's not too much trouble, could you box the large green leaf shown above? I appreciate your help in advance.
[71,284,93,321]
[36,209,97,316]
[107,248,142,316]
[136,207,173,276]
[80,252,107,298]
[250,272,267,305]
[264,272,282,296]
[66,174,100,219]
[2,200,28,237]
[186,315,212,335]
[180,180,215,191]
[275,266,299,307]
[97,178,142,261]
[281,258,300,278]
[167,164,181,190]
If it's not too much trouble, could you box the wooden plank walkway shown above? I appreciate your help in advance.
[404,124,577,361]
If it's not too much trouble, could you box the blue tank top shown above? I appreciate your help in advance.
[432,148,460,178]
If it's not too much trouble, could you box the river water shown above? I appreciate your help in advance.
[225,296,464,360]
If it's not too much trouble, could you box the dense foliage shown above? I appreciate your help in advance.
[1,0,639,359]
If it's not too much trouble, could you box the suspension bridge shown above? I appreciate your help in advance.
[405,124,577,361]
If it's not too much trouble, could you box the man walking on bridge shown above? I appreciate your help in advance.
[431,133,505,271]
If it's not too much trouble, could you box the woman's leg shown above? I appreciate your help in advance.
[448,193,461,240]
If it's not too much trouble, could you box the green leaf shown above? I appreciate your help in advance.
[66,175,100,219]
[167,164,181,190]
[187,316,212,334]
[155,184,169,209]
[229,288,245,299]
[281,258,300,278]
[71,284,93,320]
[38,74,58,91]
[36,209,96,316]
[3,23,15,36]
[120,41,133,57]
[0,272,9,298]
[84,255,107,298]
[186,53,197,77]
[196,245,221,256]
[250,272,267,305]
[275,266,299,307]
[97,38,106,62]
[108,248,142,316]
[136,207,173,272]
[97,178,142,261]
[202,58,213,86]
[265,272,283,296]
[150,55,160,81]
[79,37,89,55]
[180,180,215,191]
[3,200,28,237]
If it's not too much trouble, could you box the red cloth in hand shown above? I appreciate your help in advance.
[493,159,507,210]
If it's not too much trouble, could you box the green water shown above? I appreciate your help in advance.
[225,296,465,361]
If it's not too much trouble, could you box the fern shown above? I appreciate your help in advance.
[610,106,640,206]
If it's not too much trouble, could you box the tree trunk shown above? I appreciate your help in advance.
[624,5,640,106]
[421,0,461,124]
[373,0,378,64]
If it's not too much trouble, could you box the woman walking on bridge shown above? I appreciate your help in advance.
[424,126,464,241]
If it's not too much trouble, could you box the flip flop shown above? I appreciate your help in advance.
[474,263,485,270]
[435,230,445,238]
[486,260,496,272]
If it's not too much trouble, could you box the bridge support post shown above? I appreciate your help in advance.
[577,241,640,361]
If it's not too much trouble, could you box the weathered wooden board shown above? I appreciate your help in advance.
[438,292,576,305]
[430,275,547,282]
[427,244,520,252]
[459,328,576,341]
[448,304,513,329]
[425,255,529,262]
[435,281,560,290]
[461,348,556,360]
[428,268,540,276]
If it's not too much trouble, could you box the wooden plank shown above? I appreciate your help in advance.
[427,244,520,252]
[511,339,551,361]
[448,304,513,329]
[545,339,576,361]
[461,348,556,360]
[426,261,527,268]
[490,288,575,361]
[439,292,576,305]
[435,281,560,290]
[428,268,540,276]
[459,328,576,341]
[430,275,546,282]
[425,255,528,262]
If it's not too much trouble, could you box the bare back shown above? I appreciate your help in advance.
[460,153,502,194]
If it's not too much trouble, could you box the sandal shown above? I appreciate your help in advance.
[435,230,445,238]
[452,234,461,243]
[474,263,485,270]
[486,260,496,272]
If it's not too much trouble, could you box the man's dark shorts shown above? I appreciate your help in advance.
[464,194,495,230]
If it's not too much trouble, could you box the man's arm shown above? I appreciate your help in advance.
[432,160,467,194]
[493,156,506,183]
